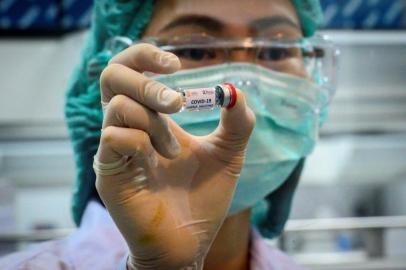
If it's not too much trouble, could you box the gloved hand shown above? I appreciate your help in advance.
[94,43,255,270]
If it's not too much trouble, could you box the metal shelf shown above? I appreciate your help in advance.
[0,228,73,242]
[285,216,406,232]
[320,30,406,45]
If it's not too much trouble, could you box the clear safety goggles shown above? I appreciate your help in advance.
[104,34,339,101]
[144,34,338,99]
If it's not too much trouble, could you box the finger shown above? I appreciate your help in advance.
[103,94,181,159]
[95,127,156,199]
[109,43,181,74]
[211,88,256,151]
[97,126,157,168]
[100,63,182,114]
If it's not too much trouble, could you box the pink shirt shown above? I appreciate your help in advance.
[0,201,304,270]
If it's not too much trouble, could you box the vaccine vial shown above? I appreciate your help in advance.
[178,83,237,112]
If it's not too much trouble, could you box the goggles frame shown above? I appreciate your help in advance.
[104,34,339,102]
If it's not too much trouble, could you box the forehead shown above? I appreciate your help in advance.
[144,0,301,36]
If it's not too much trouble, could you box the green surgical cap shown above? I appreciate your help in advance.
[65,0,323,226]
[292,0,324,37]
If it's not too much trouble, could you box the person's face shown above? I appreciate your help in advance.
[142,0,307,77]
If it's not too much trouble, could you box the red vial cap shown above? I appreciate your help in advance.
[224,82,237,109]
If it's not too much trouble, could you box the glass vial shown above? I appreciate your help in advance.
[178,83,237,112]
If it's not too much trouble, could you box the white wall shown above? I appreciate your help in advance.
[0,31,88,138]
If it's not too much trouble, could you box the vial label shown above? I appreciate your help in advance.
[183,88,216,111]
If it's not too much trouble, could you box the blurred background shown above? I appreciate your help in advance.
[0,0,405,269]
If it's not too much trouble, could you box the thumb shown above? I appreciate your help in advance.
[211,87,256,151]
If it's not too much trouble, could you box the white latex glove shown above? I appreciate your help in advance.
[94,44,255,270]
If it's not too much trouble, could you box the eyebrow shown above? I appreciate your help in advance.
[160,15,224,33]
[250,16,300,32]
[160,15,300,34]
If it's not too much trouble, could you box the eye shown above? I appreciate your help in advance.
[173,48,217,61]
[258,47,293,61]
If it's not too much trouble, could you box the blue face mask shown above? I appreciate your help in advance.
[153,63,329,215]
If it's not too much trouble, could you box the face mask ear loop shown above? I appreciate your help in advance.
[299,38,314,82]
